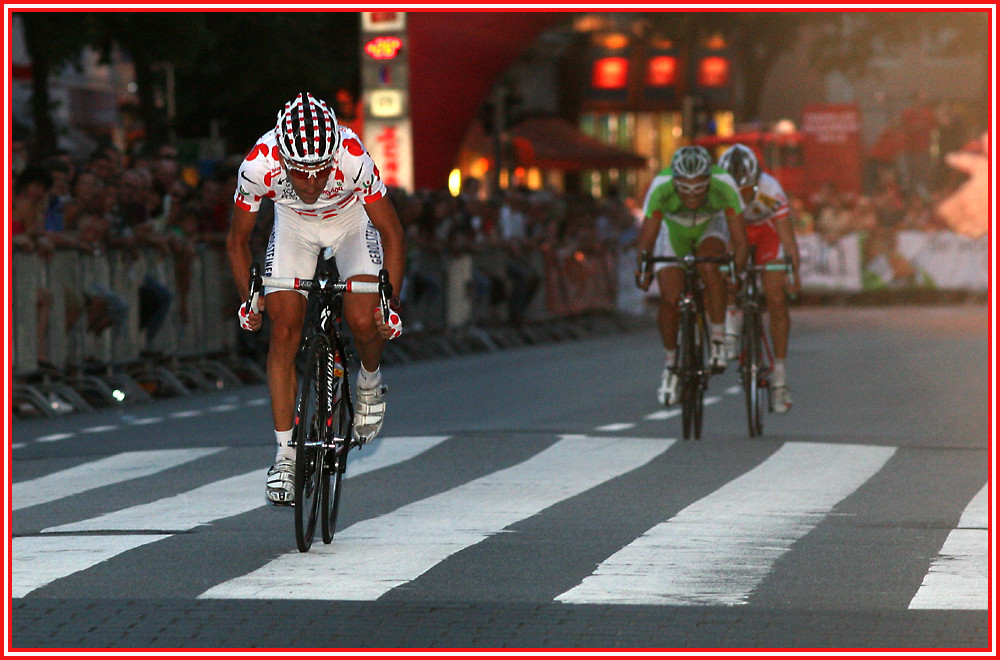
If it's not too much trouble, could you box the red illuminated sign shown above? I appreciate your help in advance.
[365,36,403,60]
[592,57,629,90]
[646,56,677,87]
[697,55,730,87]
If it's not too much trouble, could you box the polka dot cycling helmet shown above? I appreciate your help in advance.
[274,92,340,169]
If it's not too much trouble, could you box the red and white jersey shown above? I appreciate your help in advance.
[742,172,790,226]
[233,126,387,221]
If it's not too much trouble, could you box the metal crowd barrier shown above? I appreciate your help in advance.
[12,242,621,417]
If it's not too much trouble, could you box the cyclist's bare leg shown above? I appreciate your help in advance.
[695,237,728,325]
[342,275,385,373]
[265,290,308,432]
[655,267,684,351]
[762,270,789,359]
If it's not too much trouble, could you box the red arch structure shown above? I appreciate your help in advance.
[407,12,568,189]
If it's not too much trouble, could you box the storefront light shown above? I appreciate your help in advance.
[647,55,677,86]
[592,57,629,89]
[697,56,730,87]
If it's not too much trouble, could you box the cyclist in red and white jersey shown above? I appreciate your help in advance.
[718,144,800,413]
[227,92,405,505]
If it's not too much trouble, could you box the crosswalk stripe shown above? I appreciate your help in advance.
[45,437,451,534]
[556,442,896,605]
[12,536,168,598]
[12,448,225,511]
[14,437,450,597]
[199,435,673,600]
[908,483,989,610]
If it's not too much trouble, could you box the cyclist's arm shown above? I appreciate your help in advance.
[636,210,663,260]
[226,204,258,302]
[364,195,406,298]
[725,209,749,272]
[774,213,801,288]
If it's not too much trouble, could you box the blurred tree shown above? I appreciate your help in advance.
[172,13,359,154]
[17,12,91,159]
[85,12,358,155]
[88,13,213,150]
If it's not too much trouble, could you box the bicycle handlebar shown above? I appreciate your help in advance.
[636,251,737,288]
[720,256,796,288]
[245,262,392,323]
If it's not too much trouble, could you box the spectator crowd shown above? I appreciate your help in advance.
[11,103,987,371]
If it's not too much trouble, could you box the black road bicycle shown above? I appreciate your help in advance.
[639,251,734,440]
[245,263,392,552]
[724,247,794,437]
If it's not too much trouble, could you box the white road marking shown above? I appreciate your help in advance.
[127,417,164,426]
[208,404,239,413]
[35,433,75,443]
[81,425,119,434]
[46,437,452,534]
[12,535,167,598]
[169,410,203,419]
[557,442,895,605]
[12,448,224,511]
[645,409,680,421]
[595,423,636,432]
[725,386,741,395]
[200,435,673,600]
[909,484,989,610]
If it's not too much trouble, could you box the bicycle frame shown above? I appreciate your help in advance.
[642,252,734,440]
[727,248,792,436]
[245,262,391,551]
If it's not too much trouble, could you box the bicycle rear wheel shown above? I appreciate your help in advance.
[692,315,706,440]
[742,309,765,437]
[294,334,331,552]
[322,349,351,544]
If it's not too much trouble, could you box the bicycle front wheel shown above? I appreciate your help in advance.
[692,313,706,440]
[679,306,699,440]
[322,350,351,544]
[293,334,331,552]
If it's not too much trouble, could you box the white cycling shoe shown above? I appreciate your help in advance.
[772,385,792,413]
[724,334,739,361]
[265,457,295,506]
[354,384,387,444]
[657,369,680,406]
[710,340,727,373]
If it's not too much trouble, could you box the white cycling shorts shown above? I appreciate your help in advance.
[264,202,384,296]
[652,212,730,273]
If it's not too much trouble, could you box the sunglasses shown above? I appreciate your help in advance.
[674,179,710,195]
[285,161,334,180]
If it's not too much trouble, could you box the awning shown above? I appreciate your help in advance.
[509,117,649,171]
[468,117,649,172]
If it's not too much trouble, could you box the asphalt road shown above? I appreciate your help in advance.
[8,305,992,651]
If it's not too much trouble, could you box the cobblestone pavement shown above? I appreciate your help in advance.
[11,599,989,649]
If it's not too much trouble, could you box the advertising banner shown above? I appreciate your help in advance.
[801,104,863,197]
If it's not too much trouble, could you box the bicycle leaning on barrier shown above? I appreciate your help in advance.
[245,262,393,552]
[637,250,735,440]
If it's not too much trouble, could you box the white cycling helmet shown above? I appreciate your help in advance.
[275,92,340,169]
[718,143,760,188]
[670,145,713,179]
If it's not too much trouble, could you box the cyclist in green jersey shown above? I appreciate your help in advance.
[635,145,749,406]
